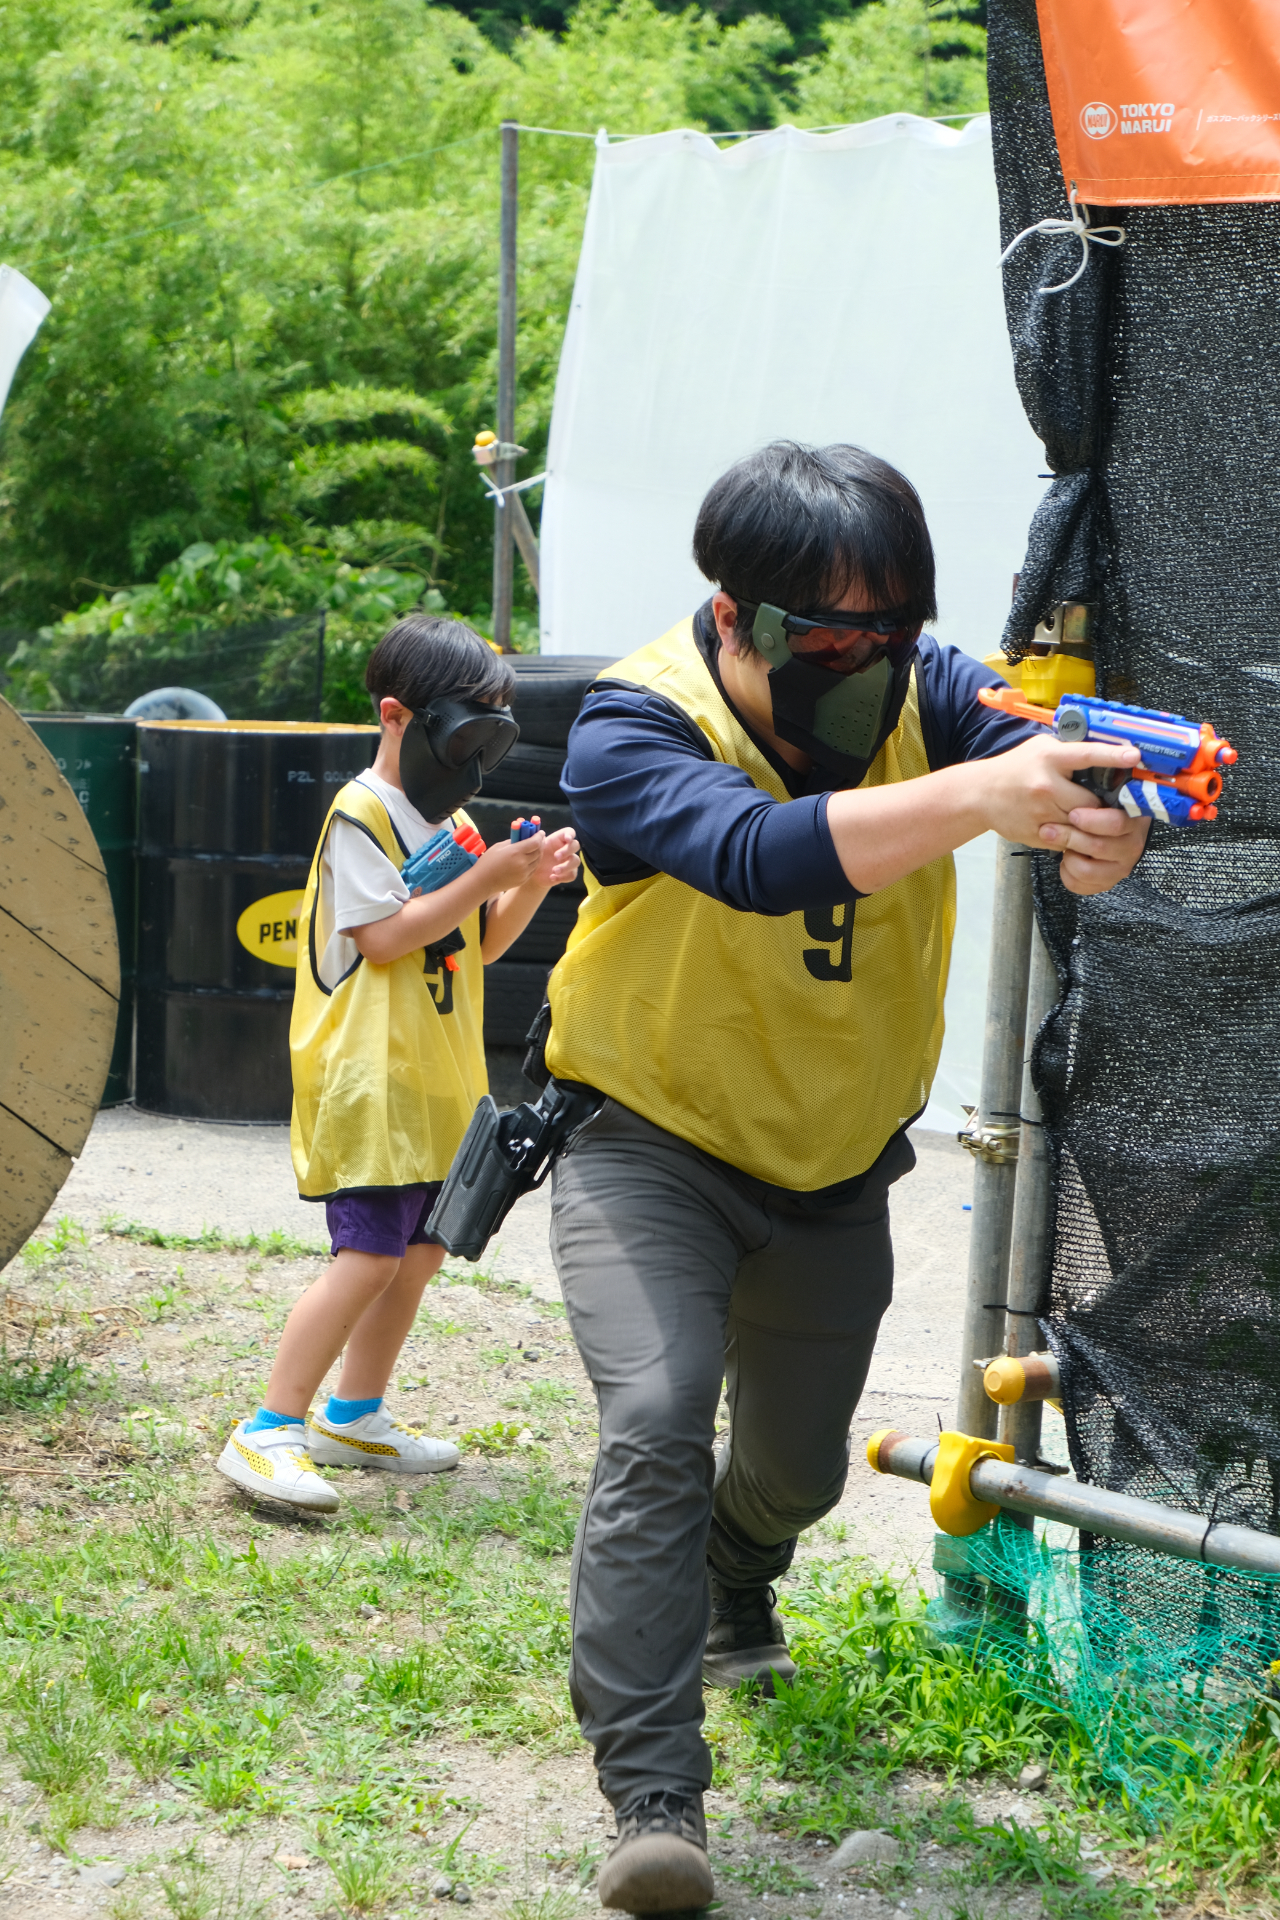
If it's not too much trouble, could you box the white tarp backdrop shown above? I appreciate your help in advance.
[539,114,1045,1128]
[0,266,49,417]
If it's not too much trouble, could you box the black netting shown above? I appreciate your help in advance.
[3,613,326,720]
[989,0,1280,1562]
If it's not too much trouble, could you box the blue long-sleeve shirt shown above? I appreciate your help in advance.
[561,605,1038,915]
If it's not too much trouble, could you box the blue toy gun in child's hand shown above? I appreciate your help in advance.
[401,820,486,896]
[978,686,1238,825]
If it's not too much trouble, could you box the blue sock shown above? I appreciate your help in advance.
[325,1394,383,1425]
[244,1406,304,1435]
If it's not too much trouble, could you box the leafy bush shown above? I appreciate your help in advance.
[6,535,439,720]
[0,0,985,654]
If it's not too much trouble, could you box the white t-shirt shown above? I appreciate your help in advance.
[313,772,440,992]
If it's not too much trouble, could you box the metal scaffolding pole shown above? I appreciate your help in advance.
[955,842,1034,1438]
[869,1432,1280,1576]
[491,121,518,652]
[1000,916,1060,1465]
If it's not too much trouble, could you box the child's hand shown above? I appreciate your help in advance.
[476,832,546,892]
[535,827,580,888]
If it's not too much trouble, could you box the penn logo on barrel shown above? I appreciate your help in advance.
[236,891,305,969]
[1080,101,1118,140]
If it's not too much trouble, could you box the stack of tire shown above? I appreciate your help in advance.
[468,656,613,1087]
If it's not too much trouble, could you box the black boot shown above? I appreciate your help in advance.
[702,1571,797,1694]
[597,1789,713,1913]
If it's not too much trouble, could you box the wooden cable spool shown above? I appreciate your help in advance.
[0,696,119,1265]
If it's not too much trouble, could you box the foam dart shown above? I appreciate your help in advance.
[1193,720,1237,770]
[981,1351,1061,1405]
[453,821,486,858]
[510,814,542,842]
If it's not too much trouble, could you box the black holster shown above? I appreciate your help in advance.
[427,1076,603,1262]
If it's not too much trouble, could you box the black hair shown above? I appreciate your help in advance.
[692,441,937,649]
[365,613,516,715]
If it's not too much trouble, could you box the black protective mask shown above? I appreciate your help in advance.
[750,604,919,785]
[398,697,519,823]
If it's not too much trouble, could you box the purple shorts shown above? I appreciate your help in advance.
[325,1184,444,1259]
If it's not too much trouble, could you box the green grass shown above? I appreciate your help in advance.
[102,1219,327,1259]
[160,1850,267,1920]
[19,1216,88,1269]
[7,1678,105,1793]
[509,1380,577,1411]
[460,1419,530,1456]
[0,1490,1168,1912]
[316,1828,408,1913]
[703,1559,1280,1913]
[0,1471,582,1816]
[0,1329,87,1413]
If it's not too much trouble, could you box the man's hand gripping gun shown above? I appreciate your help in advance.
[978,687,1238,825]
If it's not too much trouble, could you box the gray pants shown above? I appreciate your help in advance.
[549,1097,910,1806]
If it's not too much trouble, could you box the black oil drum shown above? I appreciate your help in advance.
[24,715,138,1106]
[136,721,377,1121]
[470,654,610,1062]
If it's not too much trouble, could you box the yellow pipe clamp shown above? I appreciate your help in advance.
[867,1428,1015,1537]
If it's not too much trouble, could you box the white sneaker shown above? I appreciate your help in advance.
[216,1419,341,1512]
[306,1406,460,1474]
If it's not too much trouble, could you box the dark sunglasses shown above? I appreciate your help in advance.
[417,697,519,771]
[775,605,920,646]
[738,600,920,643]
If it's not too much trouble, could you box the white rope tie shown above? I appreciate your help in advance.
[1000,187,1126,295]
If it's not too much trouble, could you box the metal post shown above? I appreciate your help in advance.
[509,490,540,597]
[314,609,326,724]
[492,121,518,652]
[955,842,1034,1437]
[999,915,1060,1465]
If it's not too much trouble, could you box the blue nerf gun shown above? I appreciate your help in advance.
[401,819,486,895]
[978,687,1238,825]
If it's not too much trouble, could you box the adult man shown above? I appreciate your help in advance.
[544,443,1146,1914]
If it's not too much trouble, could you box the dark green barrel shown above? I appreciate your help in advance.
[23,715,137,1107]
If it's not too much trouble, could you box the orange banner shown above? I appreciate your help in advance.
[1036,0,1280,204]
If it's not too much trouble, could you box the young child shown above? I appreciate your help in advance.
[217,614,580,1512]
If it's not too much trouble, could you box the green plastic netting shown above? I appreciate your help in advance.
[929,1517,1280,1811]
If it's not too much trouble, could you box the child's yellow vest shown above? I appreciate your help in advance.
[545,619,955,1191]
[290,781,487,1197]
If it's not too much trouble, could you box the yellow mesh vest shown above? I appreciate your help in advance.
[289,782,488,1197]
[545,618,955,1190]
